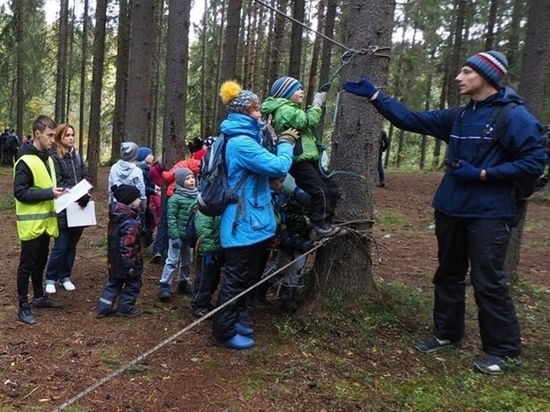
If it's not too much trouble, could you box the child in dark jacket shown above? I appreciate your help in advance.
[97,184,144,318]
[191,212,223,318]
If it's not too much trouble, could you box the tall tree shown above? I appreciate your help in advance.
[305,0,325,106]
[55,0,69,124]
[125,0,156,145]
[14,0,24,139]
[162,0,191,169]
[78,0,90,156]
[268,0,288,86]
[87,0,108,183]
[288,0,305,78]
[216,0,242,128]
[314,0,395,301]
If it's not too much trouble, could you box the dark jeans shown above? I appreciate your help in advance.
[377,155,385,185]
[433,211,521,357]
[213,241,267,341]
[289,161,339,224]
[46,227,84,283]
[17,233,50,305]
[153,200,168,255]
[97,276,142,315]
[192,252,223,309]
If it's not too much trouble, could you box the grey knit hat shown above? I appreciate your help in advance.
[120,142,139,162]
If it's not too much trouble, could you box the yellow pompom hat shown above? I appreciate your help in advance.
[219,80,260,114]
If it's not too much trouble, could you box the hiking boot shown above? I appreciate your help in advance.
[32,296,62,309]
[217,334,255,350]
[97,309,115,319]
[18,303,35,324]
[193,307,210,318]
[309,223,341,241]
[473,354,522,375]
[158,282,171,302]
[177,280,193,295]
[116,307,143,317]
[235,322,255,337]
[279,285,299,313]
[415,335,462,353]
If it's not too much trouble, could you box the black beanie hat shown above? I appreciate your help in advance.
[111,184,140,205]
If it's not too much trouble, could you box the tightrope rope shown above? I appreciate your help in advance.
[53,236,332,411]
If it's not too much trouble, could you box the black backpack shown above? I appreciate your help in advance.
[449,102,540,200]
[196,133,248,217]
[184,207,199,248]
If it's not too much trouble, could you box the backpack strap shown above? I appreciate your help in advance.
[489,102,517,145]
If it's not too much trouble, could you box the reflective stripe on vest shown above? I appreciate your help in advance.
[14,154,59,241]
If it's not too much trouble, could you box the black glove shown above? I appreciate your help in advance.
[77,193,91,208]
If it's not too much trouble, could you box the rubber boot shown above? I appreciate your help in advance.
[279,285,299,313]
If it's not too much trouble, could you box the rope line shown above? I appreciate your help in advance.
[53,236,332,411]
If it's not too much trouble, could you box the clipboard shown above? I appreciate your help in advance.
[66,201,97,227]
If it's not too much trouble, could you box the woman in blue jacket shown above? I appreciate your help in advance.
[212,81,297,350]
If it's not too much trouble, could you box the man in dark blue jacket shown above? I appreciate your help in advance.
[344,51,547,375]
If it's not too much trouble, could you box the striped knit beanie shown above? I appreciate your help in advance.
[464,51,508,89]
[270,77,303,99]
[220,81,260,114]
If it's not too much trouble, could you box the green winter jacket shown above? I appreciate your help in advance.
[167,191,197,240]
[261,97,322,163]
[195,212,222,254]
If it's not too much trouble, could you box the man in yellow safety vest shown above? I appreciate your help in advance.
[14,115,65,324]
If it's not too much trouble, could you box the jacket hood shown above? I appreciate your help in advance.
[109,202,138,223]
[16,140,50,161]
[112,159,138,178]
[260,96,299,114]
[220,113,263,143]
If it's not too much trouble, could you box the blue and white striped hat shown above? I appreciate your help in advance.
[464,51,508,89]
[270,77,303,99]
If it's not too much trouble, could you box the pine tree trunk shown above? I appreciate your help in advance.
[87,0,108,185]
[125,0,156,145]
[305,0,325,106]
[55,0,69,124]
[484,0,498,50]
[15,0,24,139]
[268,0,288,87]
[162,0,191,169]
[111,0,131,163]
[313,0,395,302]
[288,0,305,78]
[78,0,89,157]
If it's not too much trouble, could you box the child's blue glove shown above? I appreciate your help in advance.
[343,78,378,99]
[448,160,482,181]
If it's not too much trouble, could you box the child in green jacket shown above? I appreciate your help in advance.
[261,76,340,241]
[158,168,198,301]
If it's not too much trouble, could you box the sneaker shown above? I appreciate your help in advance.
[415,335,462,353]
[158,282,171,302]
[150,253,162,264]
[116,307,143,317]
[309,223,341,241]
[218,334,255,350]
[62,280,76,291]
[32,296,62,309]
[193,307,210,318]
[235,322,255,337]
[473,354,522,375]
[177,280,193,295]
[18,304,36,324]
[45,284,57,294]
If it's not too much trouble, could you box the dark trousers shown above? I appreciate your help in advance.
[213,241,266,341]
[17,233,50,305]
[289,161,339,224]
[377,155,385,185]
[192,252,223,309]
[46,227,84,283]
[433,211,521,357]
[97,276,143,315]
[153,201,168,255]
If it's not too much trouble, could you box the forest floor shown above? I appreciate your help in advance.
[0,167,549,412]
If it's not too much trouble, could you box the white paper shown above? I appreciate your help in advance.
[54,179,93,213]
[66,201,97,227]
